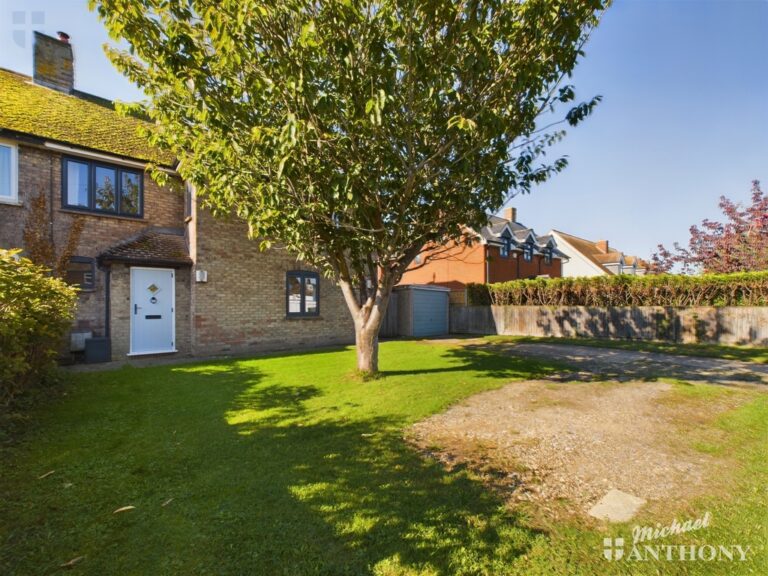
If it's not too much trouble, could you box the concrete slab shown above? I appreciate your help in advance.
[588,489,646,522]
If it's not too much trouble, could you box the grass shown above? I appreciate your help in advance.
[1,341,765,575]
[487,335,768,364]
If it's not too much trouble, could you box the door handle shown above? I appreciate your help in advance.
[134,304,142,315]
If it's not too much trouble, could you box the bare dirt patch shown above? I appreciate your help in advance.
[408,380,749,521]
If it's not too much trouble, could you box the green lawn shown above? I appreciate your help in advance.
[1,341,765,575]
[487,335,768,364]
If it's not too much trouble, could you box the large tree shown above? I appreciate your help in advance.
[651,180,768,274]
[92,0,608,374]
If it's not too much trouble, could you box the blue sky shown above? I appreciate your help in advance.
[1,0,766,260]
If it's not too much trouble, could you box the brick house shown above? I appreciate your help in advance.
[0,32,353,361]
[399,207,567,296]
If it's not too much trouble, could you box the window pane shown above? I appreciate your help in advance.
[0,145,10,199]
[120,171,141,215]
[94,166,117,211]
[305,275,318,314]
[66,160,89,207]
[288,275,302,314]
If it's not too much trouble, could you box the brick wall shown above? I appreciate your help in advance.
[399,241,486,290]
[400,242,565,290]
[33,32,74,93]
[191,208,354,356]
[0,144,186,345]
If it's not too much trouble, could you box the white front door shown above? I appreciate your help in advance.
[130,267,175,355]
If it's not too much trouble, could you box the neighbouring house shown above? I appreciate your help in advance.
[0,32,353,362]
[399,207,567,298]
[549,230,648,277]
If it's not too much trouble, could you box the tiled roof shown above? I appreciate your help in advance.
[99,228,191,266]
[472,214,570,261]
[552,230,647,274]
[0,68,174,166]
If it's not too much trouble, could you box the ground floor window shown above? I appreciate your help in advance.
[286,270,320,317]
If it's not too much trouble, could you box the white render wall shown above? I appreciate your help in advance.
[550,231,608,277]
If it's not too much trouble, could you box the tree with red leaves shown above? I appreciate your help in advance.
[652,181,768,274]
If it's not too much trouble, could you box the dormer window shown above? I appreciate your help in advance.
[500,236,511,258]
[523,242,534,262]
[544,247,553,265]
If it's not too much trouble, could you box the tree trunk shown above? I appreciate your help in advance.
[355,323,379,374]
[337,273,394,377]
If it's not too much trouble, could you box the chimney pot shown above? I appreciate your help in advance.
[504,207,517,223]
[596,240,609,254]
[57,31,71,43]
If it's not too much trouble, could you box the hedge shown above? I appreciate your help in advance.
[0,249,78,405]
[466,272,768,307]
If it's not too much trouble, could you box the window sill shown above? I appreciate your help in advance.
[0,198,22,206]
[285,315,323,321]
[59,208,146,222]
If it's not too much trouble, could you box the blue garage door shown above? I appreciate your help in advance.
[412,289,449,337]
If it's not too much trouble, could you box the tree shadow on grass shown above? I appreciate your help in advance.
[217,387,542,575]
[378,342,567,381]
[3,349,547,576]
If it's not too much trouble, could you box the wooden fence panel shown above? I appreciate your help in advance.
[450,305,768,346]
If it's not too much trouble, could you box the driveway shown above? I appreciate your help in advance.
[490,342,768,386]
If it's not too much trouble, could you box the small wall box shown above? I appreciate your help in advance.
[195,270,208,283]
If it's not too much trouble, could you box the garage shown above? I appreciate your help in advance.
[382,285,450,338]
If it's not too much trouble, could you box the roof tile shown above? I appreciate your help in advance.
[0,68,174,165]
[99,228,191,266]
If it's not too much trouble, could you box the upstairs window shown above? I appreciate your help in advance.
[286,270,320,317]
[523,242,534,262]
[0,141,18,204]
[62,157,143,217]
[544,247,553,265]
[65,256,96,291]
[500,237,511,258]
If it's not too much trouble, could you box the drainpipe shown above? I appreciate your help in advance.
[485,246,490,283]
[103,266,111,338]
[49,156,55,246]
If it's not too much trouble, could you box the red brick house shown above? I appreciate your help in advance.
[0,32,353,361]
[399,207,567,295]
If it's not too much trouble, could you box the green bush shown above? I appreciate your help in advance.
[0,249,78,404]
[468,272,768,307]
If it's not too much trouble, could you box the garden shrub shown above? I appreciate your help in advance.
[0,249,78,404]
[469,272,768,307]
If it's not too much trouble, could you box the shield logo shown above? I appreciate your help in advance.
[603,537,624,561]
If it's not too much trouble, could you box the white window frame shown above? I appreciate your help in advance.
[0,139,19,205]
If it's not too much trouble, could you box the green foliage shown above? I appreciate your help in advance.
[0,249,78,404]
[471,272,768,307]
[90,0,609,356]
[466,282,493,305]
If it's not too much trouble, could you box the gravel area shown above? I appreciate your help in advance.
[498,342,768,386]
[408,379,746,519]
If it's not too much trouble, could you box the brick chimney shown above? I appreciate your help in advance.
[504,207,517,223]
[33,31,74,93]
[596,240,609,254]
